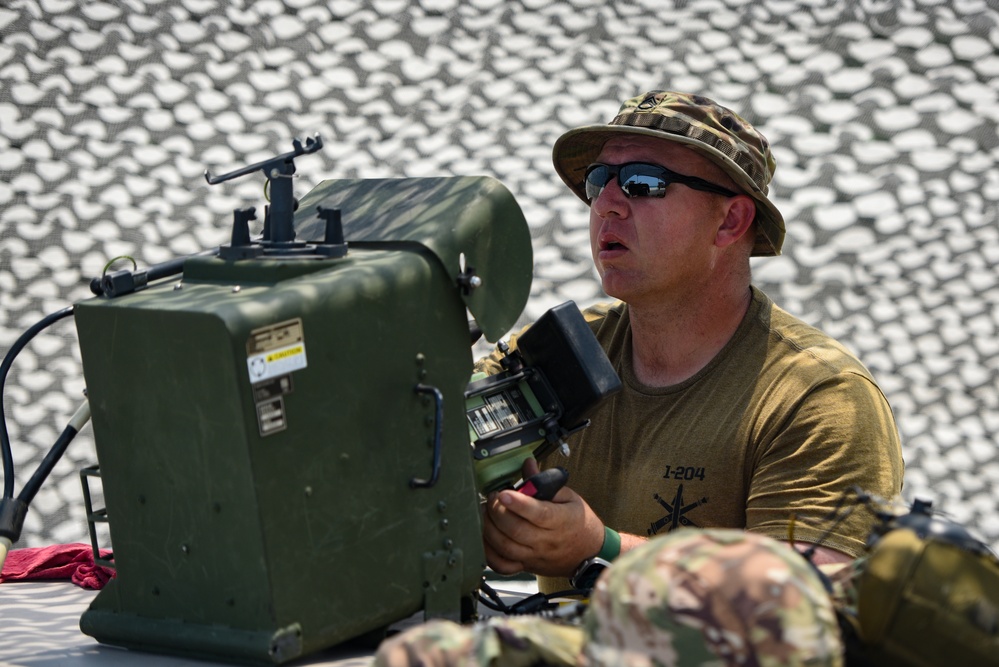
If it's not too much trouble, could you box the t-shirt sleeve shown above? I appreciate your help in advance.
[744,370,905,557]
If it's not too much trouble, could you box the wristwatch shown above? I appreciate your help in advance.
[569,556,612,591]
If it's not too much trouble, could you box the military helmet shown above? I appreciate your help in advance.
[581,528,843,667]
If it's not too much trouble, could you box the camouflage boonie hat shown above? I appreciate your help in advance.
[552,91,785,256]
[581,528,843,667]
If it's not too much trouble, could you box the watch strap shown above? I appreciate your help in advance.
[597,525,621,562]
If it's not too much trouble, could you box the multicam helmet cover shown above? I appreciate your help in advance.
[581,528,843,667]
[373,529,843,667]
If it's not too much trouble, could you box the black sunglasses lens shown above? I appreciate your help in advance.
[584,165,612,201]
[584,164,669,201]
[619,164,667,198]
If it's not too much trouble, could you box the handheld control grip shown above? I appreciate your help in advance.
[515,467,569,501]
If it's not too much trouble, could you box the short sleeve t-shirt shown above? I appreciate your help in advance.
[479,287,904,594]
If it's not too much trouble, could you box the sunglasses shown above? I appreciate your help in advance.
[584,162,740,202]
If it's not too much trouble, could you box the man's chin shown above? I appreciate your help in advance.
[599,276,633,302]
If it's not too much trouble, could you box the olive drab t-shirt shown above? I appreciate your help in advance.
[477,287,904,595]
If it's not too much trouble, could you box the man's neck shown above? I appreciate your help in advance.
[627,284,753,387]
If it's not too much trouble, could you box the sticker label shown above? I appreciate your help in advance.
[246,319,307,385]
[467,388,531,438]
[256,396,287,436]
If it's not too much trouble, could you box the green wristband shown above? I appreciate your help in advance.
[597,526,621,562]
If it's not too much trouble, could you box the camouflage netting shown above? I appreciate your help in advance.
[1,0,998,552]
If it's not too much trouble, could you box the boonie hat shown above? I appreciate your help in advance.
[553,91,786,256]
[581,529,843,667]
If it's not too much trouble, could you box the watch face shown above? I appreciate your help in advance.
[570,557,611,590]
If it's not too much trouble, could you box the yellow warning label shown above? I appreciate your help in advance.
[246,319,308,384]
[266,345,304,363]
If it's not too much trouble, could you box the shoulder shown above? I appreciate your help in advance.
[743,289,898,428]
[750,288,876,383]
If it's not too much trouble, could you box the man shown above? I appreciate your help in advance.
[478,90,904,595]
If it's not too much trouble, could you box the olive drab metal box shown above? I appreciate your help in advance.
[73,173,533,664]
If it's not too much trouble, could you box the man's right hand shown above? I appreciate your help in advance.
[481,458,605,578]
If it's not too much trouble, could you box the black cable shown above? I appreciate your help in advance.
[475,592,509,613]
[477,579,591,615]
[91,247,220,297]
[0,402,89,548]
[18,403,89,505]
[1,306,75,499]
[476,579,514,613]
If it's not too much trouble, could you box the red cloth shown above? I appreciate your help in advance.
[1,543,115,590]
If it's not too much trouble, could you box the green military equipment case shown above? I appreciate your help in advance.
[74,175,533,664]
[855,526,999,667]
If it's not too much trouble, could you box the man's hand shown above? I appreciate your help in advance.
[481,458,605,577]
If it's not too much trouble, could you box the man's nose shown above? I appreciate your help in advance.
[590,177,629,218]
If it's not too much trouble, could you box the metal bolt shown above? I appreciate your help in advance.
[232,285,241,293]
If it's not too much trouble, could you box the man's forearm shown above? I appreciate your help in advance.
[618,531,647,557]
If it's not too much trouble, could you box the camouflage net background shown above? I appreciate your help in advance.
[1,0,998,552]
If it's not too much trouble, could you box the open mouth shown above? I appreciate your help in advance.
[597,228,628,255]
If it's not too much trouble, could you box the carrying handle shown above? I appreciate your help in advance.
[411,384,443,489]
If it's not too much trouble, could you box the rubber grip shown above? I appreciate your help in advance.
[516,467,569,501]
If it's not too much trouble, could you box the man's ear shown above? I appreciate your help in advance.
[715,195,756,248]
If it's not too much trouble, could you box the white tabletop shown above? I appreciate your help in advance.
[0,579,537,666]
